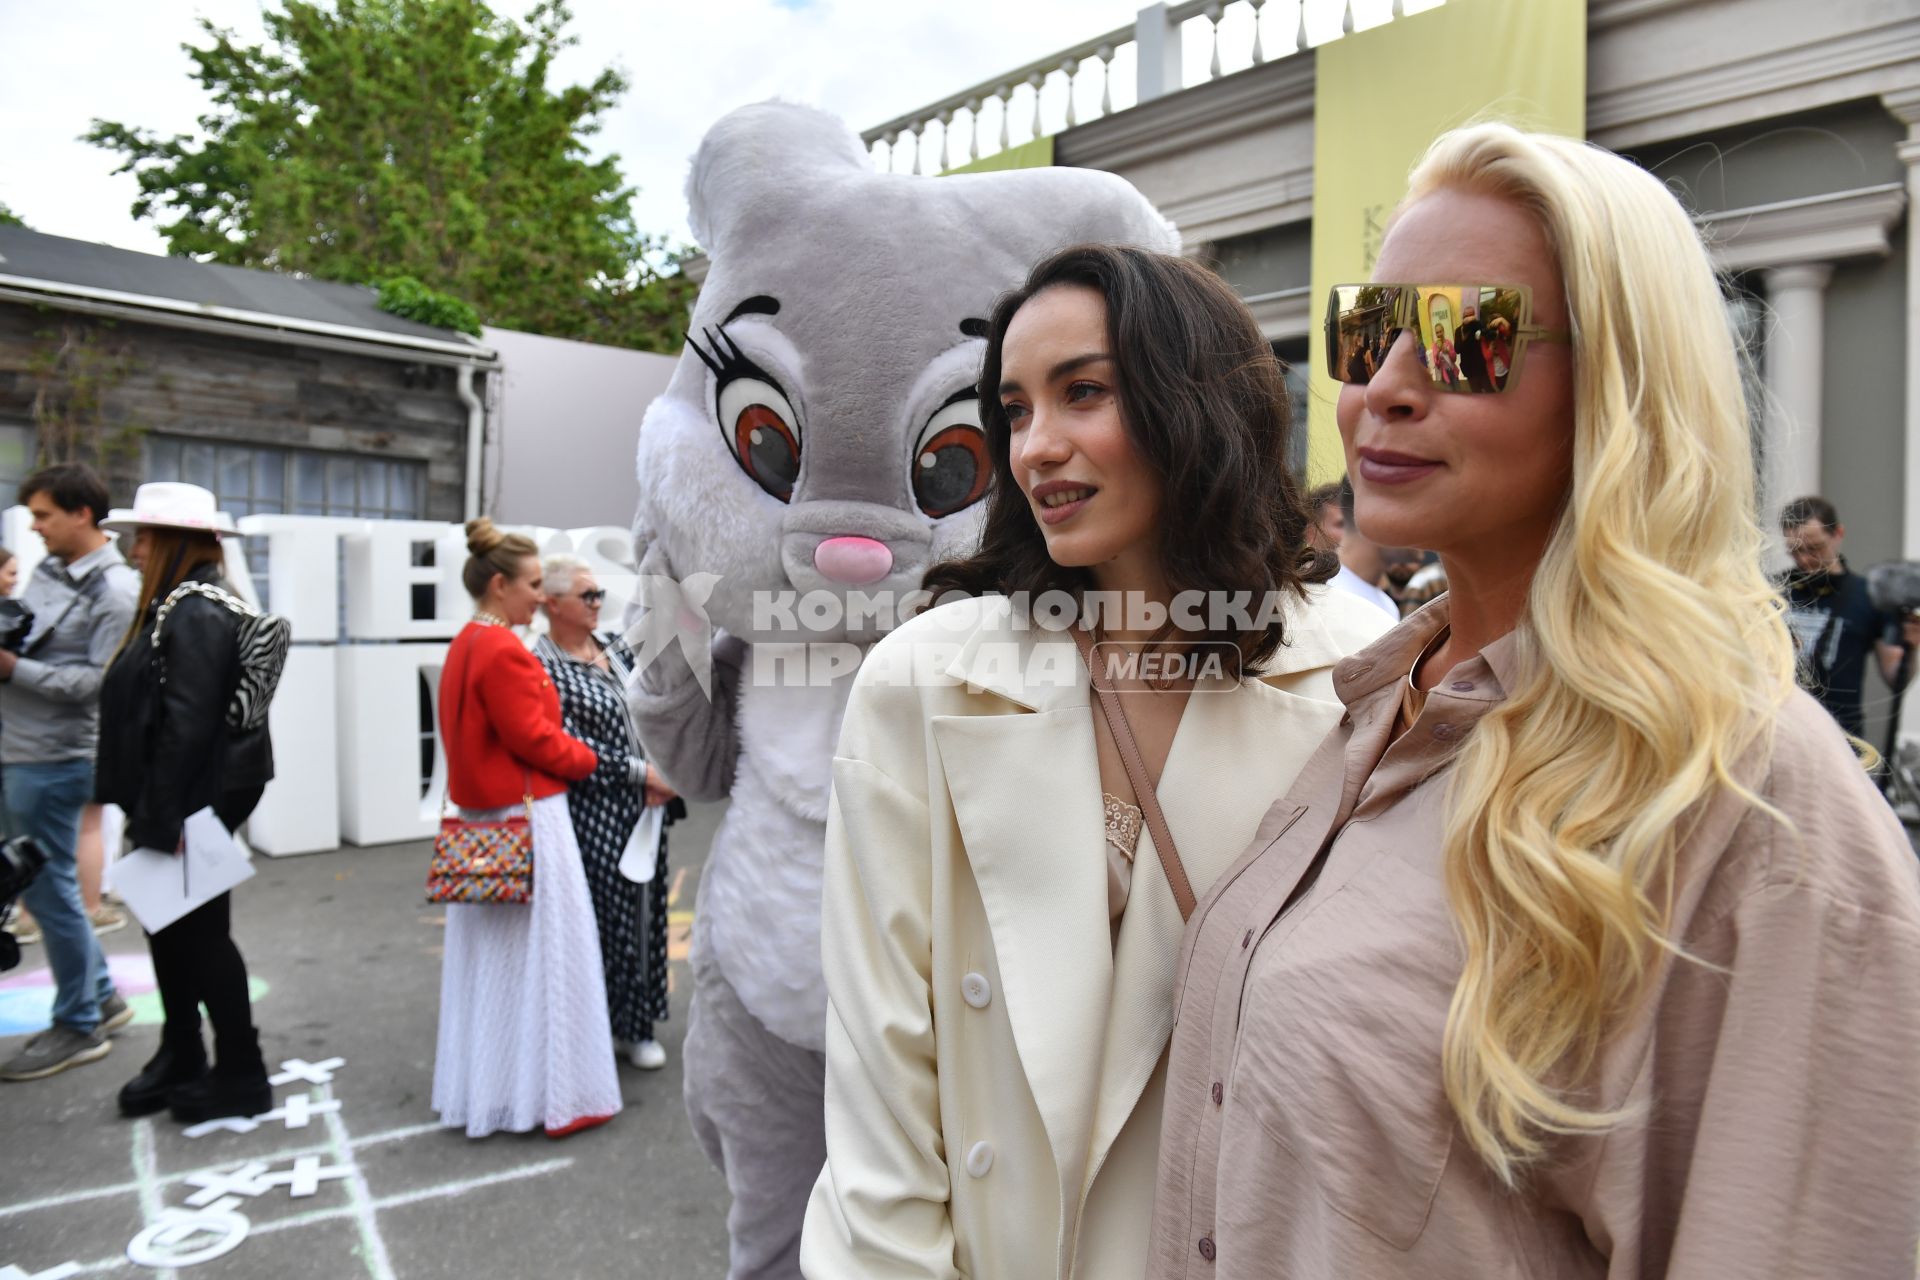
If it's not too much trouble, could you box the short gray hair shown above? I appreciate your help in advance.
[541,554,591,603]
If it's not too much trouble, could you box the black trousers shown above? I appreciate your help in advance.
[143,787,265,1072]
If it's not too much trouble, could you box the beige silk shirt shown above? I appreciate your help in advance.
[1149,599,1920,1279]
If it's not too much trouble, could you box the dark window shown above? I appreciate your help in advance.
[0,423,37,504]
[418,672,437,799]
[146,437,428,605]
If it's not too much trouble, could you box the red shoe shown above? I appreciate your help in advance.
[544,1113,613,1139]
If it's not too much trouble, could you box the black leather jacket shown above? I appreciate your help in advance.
[96,565,274,851]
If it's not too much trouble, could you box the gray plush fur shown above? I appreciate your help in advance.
[625,103,1175,1276]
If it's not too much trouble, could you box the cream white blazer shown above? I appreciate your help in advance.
[800,587,1392,1280]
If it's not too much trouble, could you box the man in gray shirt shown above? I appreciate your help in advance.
[0,464,139,1082]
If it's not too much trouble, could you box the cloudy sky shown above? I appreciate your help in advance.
[0,0,1420,259]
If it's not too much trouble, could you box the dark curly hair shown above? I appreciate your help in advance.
[921,243,1334,671]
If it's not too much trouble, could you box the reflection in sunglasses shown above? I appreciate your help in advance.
[1325,284,1563,395]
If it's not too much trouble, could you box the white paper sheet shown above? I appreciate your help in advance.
[100,803,126,860]
[617,803,664,885]
[110,807,256,933]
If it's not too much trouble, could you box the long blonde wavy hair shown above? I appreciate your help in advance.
[1408,125,1798,1186]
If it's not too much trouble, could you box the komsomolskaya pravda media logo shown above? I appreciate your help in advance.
[621,575,1267,695]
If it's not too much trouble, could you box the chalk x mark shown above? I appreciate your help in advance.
[268,1056,344,1086]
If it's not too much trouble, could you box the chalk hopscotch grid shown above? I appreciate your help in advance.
[8,870,694,1278]
[2,1083,573,1278]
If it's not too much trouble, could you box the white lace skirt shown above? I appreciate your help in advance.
[431,792,623,1136]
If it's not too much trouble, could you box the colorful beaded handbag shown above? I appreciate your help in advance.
[426,650,536,906]
[425,792,534,905]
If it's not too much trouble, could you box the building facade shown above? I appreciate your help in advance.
[862,0,1920,739]
[0,225,497,549]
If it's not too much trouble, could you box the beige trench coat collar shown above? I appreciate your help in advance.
[929,590,1358,1244]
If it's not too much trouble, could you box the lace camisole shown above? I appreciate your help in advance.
[1102,791,1143,929]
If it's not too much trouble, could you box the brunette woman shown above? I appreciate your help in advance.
[1147,123,1920,1279]
[432,518,621,1139]
[800,245,1390,1279]
[96,483,273,1122]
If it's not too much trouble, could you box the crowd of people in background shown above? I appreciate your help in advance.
[0,471,288,1120]
[1307,478,1446,621]
[0,474,679,1142]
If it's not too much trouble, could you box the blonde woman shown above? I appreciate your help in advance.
[432,519,620,1138]
[1149,124,1920,1279]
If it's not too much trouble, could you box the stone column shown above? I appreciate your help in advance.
[1135,3,1183,103]
[1881,91,1920,751]
[1759,261,1833,528]
[1887,90,1920,558]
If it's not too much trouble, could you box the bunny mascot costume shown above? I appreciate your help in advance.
[627,102,1178,1278]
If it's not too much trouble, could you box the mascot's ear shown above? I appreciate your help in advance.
[686,101,872,256]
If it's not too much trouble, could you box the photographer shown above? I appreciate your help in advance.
[1780,496,1920,740]
[0,465,139,1083]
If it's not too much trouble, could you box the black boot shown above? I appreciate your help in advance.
[120,1039,209,1118]
[168,1065,272,1124]
[169,1027,270,1124]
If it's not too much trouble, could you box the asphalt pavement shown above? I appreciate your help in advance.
[0,800,732,1279]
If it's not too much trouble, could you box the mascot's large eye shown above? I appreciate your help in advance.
[912,398,991,519]
[717,376,802,503]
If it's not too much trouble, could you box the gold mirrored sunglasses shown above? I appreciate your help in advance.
[1325,284,1570,394]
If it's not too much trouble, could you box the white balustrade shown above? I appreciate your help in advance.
[862,1,1425,173]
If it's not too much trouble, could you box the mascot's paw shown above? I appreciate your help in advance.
[626,569,724,702]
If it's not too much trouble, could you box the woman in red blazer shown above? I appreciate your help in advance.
[430,518,621,1139]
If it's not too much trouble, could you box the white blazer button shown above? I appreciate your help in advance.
[965,1141,994,1178]
[961,972,991,1009]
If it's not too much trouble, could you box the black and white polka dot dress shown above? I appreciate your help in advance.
[535,633,671,1042]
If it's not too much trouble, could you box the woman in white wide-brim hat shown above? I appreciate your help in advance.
[96,482,277,1125]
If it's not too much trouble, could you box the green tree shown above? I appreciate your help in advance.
[0,202,25,228]
[85,0,694,352]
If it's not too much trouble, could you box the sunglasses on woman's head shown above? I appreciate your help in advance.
[1324,283,1570,394]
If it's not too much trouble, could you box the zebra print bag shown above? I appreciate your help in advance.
[153,581,292,732]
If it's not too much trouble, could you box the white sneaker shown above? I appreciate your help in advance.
[628,1039,667,1071]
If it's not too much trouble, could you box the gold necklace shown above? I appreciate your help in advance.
[473,610,510,628]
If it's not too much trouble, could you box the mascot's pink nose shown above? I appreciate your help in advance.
[814,536,894,585]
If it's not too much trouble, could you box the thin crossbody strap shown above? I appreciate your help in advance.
[1071,626,1197,921]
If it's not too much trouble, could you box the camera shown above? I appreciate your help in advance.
[0,834,48,972]
[1867,561,1920,618]
[0,597,34,654]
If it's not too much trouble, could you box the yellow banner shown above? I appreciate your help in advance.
[945,136,1054,175]
[1305,0,1586,481]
